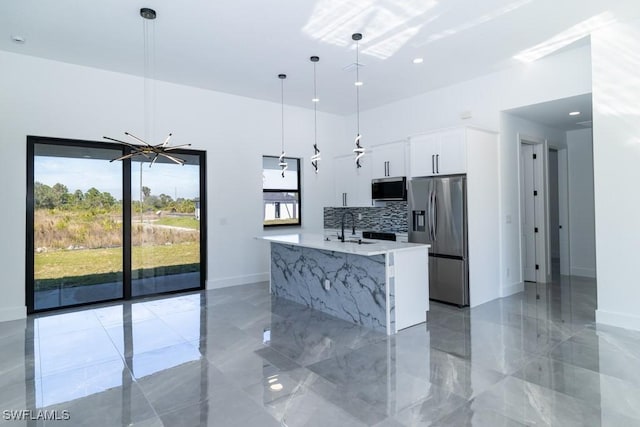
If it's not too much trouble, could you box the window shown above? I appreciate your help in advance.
[263,156,301,227]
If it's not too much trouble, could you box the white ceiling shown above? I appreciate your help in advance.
[1,0,638,115]
[506,93,593,131]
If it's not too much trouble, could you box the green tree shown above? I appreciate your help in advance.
[52,183,69,208]
[35,182,55,209]
[158,193,173,208]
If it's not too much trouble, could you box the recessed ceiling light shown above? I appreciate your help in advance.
[354,81,363,86]
[569,111,581,116]
[11,35,25,44]
[413,57,424,64]
[312,98,319,103]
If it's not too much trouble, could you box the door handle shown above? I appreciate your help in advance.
[428,191,435,241]
[433,191,438,239]
[436,154,440,174]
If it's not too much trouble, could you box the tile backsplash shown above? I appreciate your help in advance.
[324,202,408,233]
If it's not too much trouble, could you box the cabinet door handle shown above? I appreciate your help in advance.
[344,193,347,206]
[431,155,435,174]
[385,161,389,176]
[436,154,440,174]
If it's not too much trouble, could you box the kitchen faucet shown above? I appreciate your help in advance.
[339,211,356,242]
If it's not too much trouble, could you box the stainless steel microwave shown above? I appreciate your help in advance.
[371,176,407,201]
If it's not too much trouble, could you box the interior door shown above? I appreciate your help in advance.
[520,144,536,282]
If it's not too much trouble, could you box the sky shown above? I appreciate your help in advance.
[35,156,200,201]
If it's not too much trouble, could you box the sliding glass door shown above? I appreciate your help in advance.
[27,137,206,313]
[131,154,202,296]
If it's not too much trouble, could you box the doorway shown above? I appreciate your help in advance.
[548,148,571,277]
[26,136,207,313]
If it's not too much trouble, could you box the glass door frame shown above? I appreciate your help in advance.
[26,136,207,314]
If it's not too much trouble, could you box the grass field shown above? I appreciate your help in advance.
[154,217,200,230]
[35,242,200,290]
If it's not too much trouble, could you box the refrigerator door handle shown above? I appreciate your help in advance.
[428,190,435,241]
[433,191,438,239]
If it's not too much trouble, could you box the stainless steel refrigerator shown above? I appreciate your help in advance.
[408,175,468,306]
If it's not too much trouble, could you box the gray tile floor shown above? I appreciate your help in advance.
[2,274,640,426]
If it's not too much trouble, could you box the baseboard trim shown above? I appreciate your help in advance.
[571,267,596,278]
[207,273,269,289]
[0,306,27,322]
[501,281,524,297]
[596,309,640,331]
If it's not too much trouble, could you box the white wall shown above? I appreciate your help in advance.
[0,51,346,320]
[591,18,640,329]
[566,128,596,278]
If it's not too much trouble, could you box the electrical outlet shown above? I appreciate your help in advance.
[323,279,331,291]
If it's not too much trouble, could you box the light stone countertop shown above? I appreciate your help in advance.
[257,233,429,256]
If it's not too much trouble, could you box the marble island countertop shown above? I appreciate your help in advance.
[257,233,429,256]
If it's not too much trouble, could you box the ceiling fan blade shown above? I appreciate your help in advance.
[162,133,173,147]
[150,153,160,167]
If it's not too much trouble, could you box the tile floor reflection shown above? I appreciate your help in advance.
[2,276,640,426]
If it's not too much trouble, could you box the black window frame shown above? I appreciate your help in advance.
[26,135,207,314]
[262,155,302,228]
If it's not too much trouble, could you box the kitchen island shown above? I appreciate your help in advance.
[258,233,429,335]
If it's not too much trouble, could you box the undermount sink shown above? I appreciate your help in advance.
[343,239,376,245]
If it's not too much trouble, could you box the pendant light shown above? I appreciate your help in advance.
[352,33,365,168]
[310,56,321,173]
[278,73,288,178]
[104,7,190,166]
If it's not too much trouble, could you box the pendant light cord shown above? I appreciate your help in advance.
[313,62,318,145]
[142,14,156,144]
[356,38,360,137]
[281,77,284,154]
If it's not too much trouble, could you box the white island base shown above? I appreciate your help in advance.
[259,234,429,335]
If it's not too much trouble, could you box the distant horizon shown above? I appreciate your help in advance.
[35,156,200,201]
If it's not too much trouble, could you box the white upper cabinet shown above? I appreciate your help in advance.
[409,128,466,177]
[371,140,408,179]
[333,154,372,207]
